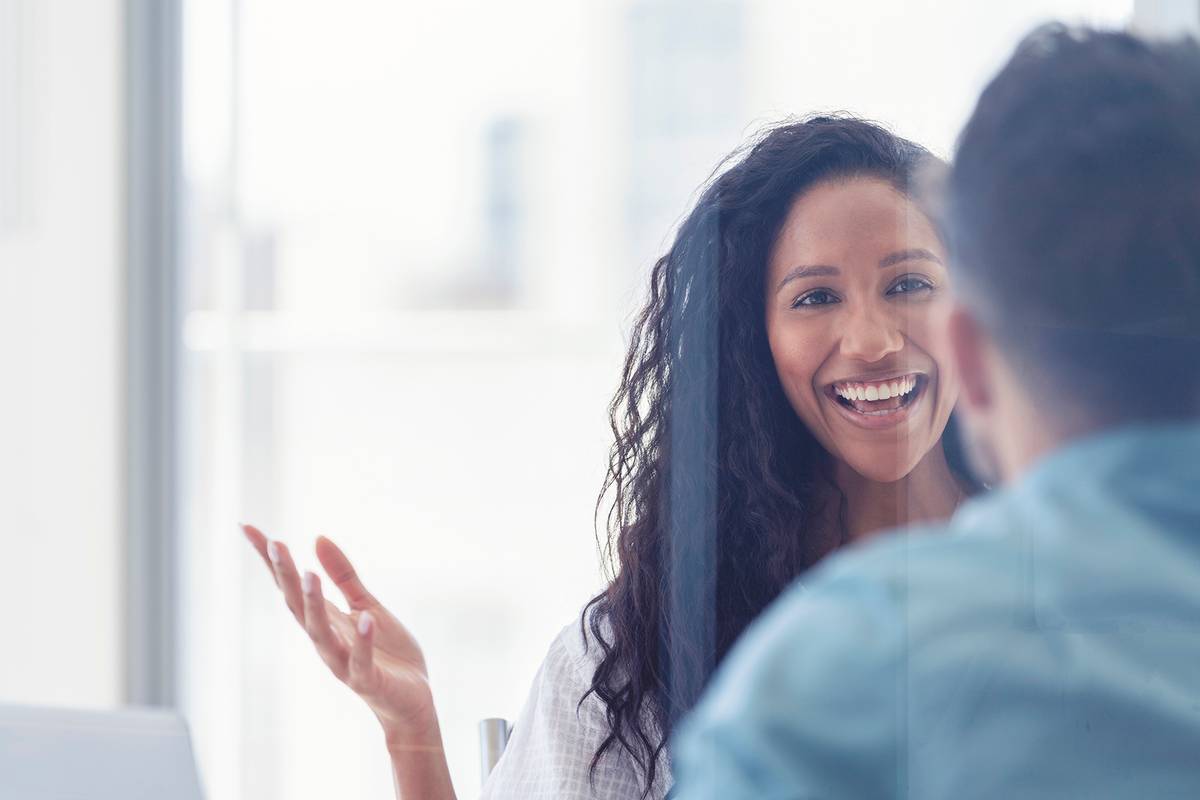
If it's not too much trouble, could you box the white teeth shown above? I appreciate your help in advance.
[834,375,920,403]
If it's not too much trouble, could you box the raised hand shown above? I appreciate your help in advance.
[241,524,437,738]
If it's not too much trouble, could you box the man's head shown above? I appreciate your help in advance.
[945,24,1200,484]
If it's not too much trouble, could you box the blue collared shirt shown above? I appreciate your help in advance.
[672,422,1200,799]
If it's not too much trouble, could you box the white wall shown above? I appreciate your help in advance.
[0,0,123,707]
[1134,0,1200,34]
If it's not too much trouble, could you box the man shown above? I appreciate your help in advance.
[672,25,1200,799]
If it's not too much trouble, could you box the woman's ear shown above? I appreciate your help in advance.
[946,305,992,413]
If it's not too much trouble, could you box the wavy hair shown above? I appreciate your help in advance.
[580,114,978,795]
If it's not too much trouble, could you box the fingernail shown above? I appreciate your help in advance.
[268,541,281,564]
[358,611,373,636]
[301,571,315,595]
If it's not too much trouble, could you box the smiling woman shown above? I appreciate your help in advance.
[243,115,985,800]
[766,178,959,488]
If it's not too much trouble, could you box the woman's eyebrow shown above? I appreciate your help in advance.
[879,248,943,268]
[776,264,839,292]
[775,248,943,293]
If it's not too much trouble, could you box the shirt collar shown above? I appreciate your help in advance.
[954,419,1200,532]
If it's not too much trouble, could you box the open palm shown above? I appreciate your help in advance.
[242,524,437,736]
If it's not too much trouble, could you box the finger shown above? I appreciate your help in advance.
[242,523,280,587]
[268,539,306,626]
[301,571,349,680]
[315,536,378,610]
[347,611,378,695]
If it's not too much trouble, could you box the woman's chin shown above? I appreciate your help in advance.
[839,450,923,484]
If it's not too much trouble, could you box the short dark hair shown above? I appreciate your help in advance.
[948,24,1200,421]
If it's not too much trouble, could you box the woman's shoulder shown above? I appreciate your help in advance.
[541,598,612,685]
[480,598,667,799]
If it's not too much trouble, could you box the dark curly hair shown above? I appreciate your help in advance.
[580,114,979,795]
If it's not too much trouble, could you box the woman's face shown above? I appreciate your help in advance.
[764,176,958,483]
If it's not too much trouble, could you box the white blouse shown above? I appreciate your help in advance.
[479,611,672,800]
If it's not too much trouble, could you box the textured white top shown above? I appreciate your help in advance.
[478,612,672,800]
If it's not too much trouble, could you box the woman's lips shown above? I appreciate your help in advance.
[822,373,928,431]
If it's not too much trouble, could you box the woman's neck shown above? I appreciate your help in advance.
[830,445,966,543]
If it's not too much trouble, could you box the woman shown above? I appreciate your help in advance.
[243,115,979,799]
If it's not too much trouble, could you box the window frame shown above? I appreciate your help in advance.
[124,0,184,708]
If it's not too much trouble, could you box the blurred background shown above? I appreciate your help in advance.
[2,0,1196,797]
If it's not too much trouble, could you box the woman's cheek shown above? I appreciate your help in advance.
[793,345,835,427]
[777,325,824,384]
[769,325,820,406]
[899,299,946,341]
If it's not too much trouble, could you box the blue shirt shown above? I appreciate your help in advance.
[672,422,1200,799]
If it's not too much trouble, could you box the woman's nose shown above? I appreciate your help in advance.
[838,304,904,363]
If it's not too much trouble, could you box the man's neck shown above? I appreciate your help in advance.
[991,390,1113,484]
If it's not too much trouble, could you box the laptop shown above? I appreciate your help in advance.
[0,703,205,799]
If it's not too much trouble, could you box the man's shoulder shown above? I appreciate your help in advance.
[800,513,1023,621]
[729,505,1032,688]
[674,521,1009,797]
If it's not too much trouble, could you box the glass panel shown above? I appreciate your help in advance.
[177,1,1134,797]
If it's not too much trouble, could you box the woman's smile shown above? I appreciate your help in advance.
[821,372,931,431]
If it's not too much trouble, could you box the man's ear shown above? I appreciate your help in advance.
[947,305,992,413]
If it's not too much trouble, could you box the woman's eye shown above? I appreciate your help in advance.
[887,276,934,296]
[793,289,840,308]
